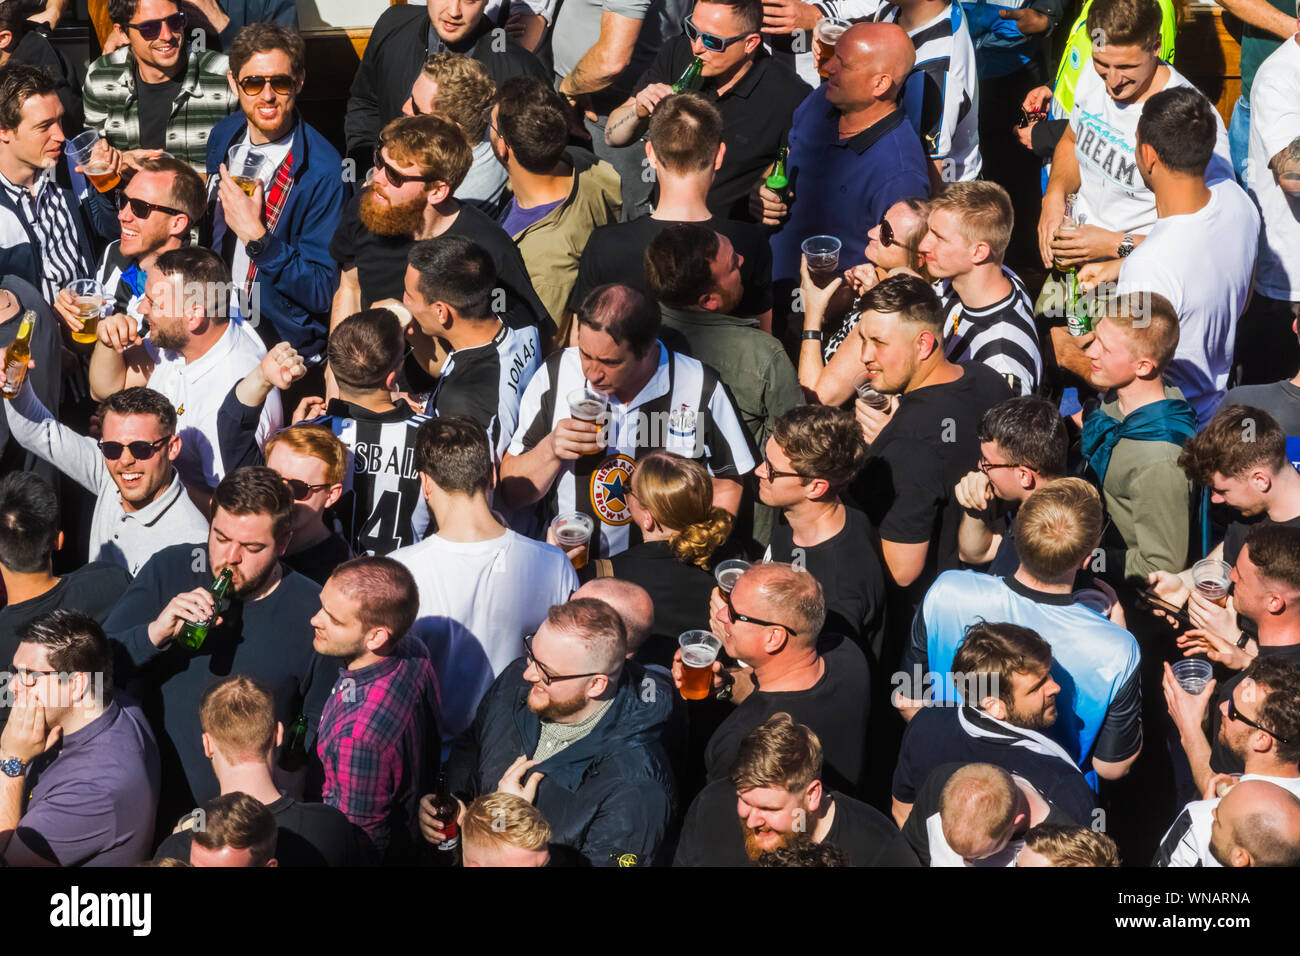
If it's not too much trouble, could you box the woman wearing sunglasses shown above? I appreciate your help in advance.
[794,198,933,406]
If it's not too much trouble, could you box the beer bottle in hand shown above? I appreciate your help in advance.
[279,714,310,772]
[672,56,704,93]
[2,310,37,399]
[765,146,789,203]
[177,568,233,650]
[431,773,462,863]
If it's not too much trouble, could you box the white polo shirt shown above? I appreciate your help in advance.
[145,317,282,489]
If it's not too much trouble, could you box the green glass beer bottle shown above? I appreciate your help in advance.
[765,146,789,203]
[278,714,310,772]
[177,567,233,650]
[672,56,704,93]
[1066,269,1092,336]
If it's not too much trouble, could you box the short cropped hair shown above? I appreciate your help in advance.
[1137,86,1217,176]
[577,284,661,358]
[702,0,763,34]
[545,598,627,674]
[951,621,1053,710]
[102,386,178,436]
[408,236,497,319]
[859,273,944,336]
[1022,824,1121,866]
[772,405,869,494]
[644,223,721,308]
[192,792,277,865]
[1244,523,1300,593]
[647,92,723,173]
[978,397,1069,477]
[330,557,419,641]
[328,309,405,391]
[265,425,349,485]
[1014,478,1103,581]
[462,792,552,852]
[1100,293,1180,376]
[132,155,208,224]
[746,562,826,646]
[1086,0,1163,50]
[414,416,494,496]
[155,246,234,321]
[17,609,114,694]
[379,114,473,192]
[1244,656,1300,767]
[200,676,277,762]
[928,181,1014,262]
[212,466,295,542]
[227,21,306,79]
[495,76,568,174]
[423,52,496,143]
[940,764,1018,858]
[1178,405,1289,485]
[730,712,823,794]
[0,471,60,573]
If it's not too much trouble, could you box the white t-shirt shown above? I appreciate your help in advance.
[1156,774,1300,867]
[1070,62,1233,234]
[145,317,282,489]
[218,130,295,290]
[1245,34,1300,301]
[389,528,579,745]
[1117,179,1260,423]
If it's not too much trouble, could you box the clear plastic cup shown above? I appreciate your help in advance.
[853,373,891,411]
[65,278,105,345]
[802,235,842,288]
[1192,558,1232,607]
[813,17,851,77]
[567,386,608,423]
[714,558,750,595]
[551,512,594,570]
[678,630,722,700]
[230,147,271,196]
[1172,658,1213,695]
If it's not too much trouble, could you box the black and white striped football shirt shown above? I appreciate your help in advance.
[428,321,541,459]
[507,343,756,557]
[940,266,1041,396]
[301,398,430,556]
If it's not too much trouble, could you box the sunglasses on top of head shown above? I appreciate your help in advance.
[683,16,755,52]
[126,10,186,41]
[238,74,296,96]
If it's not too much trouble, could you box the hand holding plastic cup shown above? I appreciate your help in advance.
[64,279,106,345]
[678,630,722,700]
[550,512,594,570]
[1171,658,1213,695]
[813,17,851,77]
[567,386,608,423]
[714,559,750,595]
[68,130,120,192]
[802,235,842,289]
[230,147,270,196]
[1192,558,1232,607]
[852,372,891,411]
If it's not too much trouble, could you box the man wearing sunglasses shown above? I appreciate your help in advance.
[0,378,208,575]
[205,23,345,381]
[682,561,871,796]
[427,598,676,866]
[605,0,809,220]
[84,0,238,173]
[1155,656,1300,866]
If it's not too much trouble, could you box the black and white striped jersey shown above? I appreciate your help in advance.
[939,266,1041,396]
[1153,775,1300,867]
[301,398,430,556]
[507,343,756,557]
[427,321,541,459]
[95,240,147,322]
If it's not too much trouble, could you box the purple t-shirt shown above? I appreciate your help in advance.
[500,196,564,237]
[17,698,161,866]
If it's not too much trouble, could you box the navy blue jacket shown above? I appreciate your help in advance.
[447,658,677,867]
[205,112,345,362]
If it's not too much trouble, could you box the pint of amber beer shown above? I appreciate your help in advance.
[1192,558,1232,607]
[551,512,594,570]
[813,18,851,78]
[678,630,722,701]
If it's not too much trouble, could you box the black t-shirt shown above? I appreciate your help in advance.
[901,761,1079,866]
[135,67,183,150]
[1210,642,1300,774]
[767,505,886,657]
[987,510,1020,577]
[1222,512,1300,568]
[154,795,374,866]
[0,562,130,726]
[637,39,810,222]
[285,533,355,587]
[892,705,1099,826]
[330,198,551,340]
[674,778,919,866]
[603,540,716,669]
[569,215,773,318]
[705,633,870,795]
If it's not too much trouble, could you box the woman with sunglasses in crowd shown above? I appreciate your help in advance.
[793,197,932,406]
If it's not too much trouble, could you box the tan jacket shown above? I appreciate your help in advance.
[510,152,621,328]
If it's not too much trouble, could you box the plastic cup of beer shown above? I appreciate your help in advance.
[1072,588,1113,617]
[551,512,594,570]
[1171,658,1213,695]
[853,373,891,411]
[230,147,270,197]
[67,130,120,193]
[65,278,105,345]
[1192,558,1232,607]
[567,386,608,423]
[714,559,750,595]
[678,630,722,701]
[814,17,851,77]
[802,235,842,288]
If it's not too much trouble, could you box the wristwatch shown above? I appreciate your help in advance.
[0,755,27,777]
[245,235,268,258]
[1116,233,1135,258]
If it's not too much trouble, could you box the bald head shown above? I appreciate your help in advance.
[939,764,1020,860]
[831,22,914,104]
[1211,780,1300,867]
[573,579,655,657]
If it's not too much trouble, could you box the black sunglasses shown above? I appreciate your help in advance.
[1228,695,1292,745]
[119,192,185,219]
[878,212,920,253]
[724,590,799,635]
[523,634,603,686]
[282,477,332,502]
[684,15,754,51]
[372,145,442,188]
[238,74,296,96]
[98,436,169,461]
[127,10,186,41]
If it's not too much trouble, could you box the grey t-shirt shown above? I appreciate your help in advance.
[456,137,510,219]
[1222,381,1300,439]
[551,0,690,112]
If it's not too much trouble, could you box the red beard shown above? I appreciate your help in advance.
[358,184,426,237]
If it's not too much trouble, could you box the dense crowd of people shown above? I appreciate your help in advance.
[0,0,1298,868]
